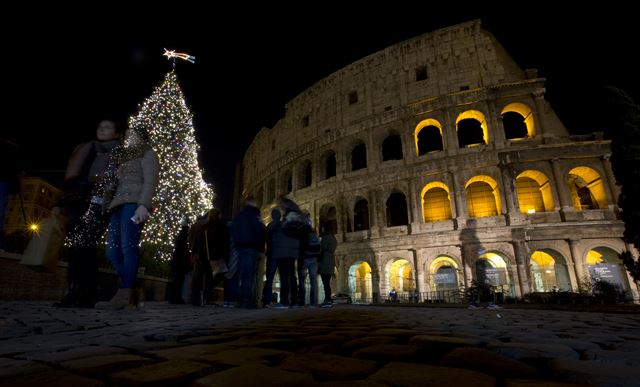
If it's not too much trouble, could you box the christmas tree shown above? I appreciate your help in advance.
[129,70,215,261]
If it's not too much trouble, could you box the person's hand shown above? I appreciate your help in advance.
[133,205,150,224]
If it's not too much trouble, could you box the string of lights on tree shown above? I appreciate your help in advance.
[129,69,215,261]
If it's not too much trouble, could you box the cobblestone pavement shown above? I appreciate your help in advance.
[1,302,640,386]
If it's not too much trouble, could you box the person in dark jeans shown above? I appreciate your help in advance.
[55,120,123,308]
[168,223,191,304]
[319,226,337,307]
[230,197,265,308]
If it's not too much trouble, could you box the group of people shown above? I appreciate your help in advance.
[46,118,338,311]
[168,196,338,309]
[55,119,159,309]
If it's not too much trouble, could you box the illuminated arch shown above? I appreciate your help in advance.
[465,175,501,218]
[586,247,631,293]
[501,102,536,139]
[385,258,415,294]
[530,251,558,292]
[456,110,488,145]
[348,261,373,303]
[420,181,452,222]
[414,118,443,155]
[567,166,608,210]
[429,256,460,292]
[516,170,554,213]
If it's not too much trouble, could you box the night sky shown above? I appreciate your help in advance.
[5,4,639,217]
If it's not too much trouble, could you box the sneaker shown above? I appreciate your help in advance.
[487,303,503,309]
[320,302,333,308]
[272,303,288,309]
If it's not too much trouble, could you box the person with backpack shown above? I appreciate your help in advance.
[297,211,320,307]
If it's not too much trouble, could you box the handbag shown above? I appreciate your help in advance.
[20,216,64,272]
[205,230,228,276]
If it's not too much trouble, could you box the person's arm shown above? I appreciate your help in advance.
[64,142,92,181]
[133,149,160,223]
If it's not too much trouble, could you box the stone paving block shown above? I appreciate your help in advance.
[487,342,579,360]
[331,329,370,338]
[2,370,104,387]
[440,347,538,378]
[279,353,378,380]
[311,380,387,387]
[550,358,640,387]
[514,337,599,353]
[303,334,349,345]
[583,348,640,366]
[180,334,238,345]
[369,361,495,386]
[109,359,211,386]
[201,347,292,366]
[342,336,395,351]
[225,336,305,351]
[60,354,154,375]
[368,328,419,337]
[504,379,590,387]
[193,363,313,387]
[352,344,421,362]
[21,345,128,363]
[0,359,51,378]
[149,343,237,361]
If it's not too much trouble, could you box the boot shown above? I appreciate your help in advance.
[128,288,145,309]
[95,288,131,310]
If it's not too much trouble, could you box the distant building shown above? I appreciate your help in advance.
[238,20,639,302]
[3,177,61,235]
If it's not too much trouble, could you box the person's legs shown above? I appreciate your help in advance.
[308,259,318,306]
[262,257,277,306]
[297,265,307,307]
[77,204,109,306]
[321,274,332,304]
[237,248,259,308]
[276,259,291,306]
[288,259,298,306]
[105,208,124,276]
[119,204,142,289]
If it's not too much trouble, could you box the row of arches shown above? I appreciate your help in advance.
[258,104,537,195]
[312,165,608,233]
[347,246,631,302]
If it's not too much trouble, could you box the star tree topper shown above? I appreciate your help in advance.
[163,48,196,64]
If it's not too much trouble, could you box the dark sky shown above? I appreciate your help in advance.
[5,4,639,216]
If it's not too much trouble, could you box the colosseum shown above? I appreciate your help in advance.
[237,20,639,303]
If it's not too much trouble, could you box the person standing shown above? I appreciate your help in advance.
[230,197,265,308]
[55,120,123,308]
[168,222,191,304]
[98,126,159,309]
[318,225,337,308]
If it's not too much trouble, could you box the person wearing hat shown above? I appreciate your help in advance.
[97,125,159,309]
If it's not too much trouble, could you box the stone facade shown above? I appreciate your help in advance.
[238,20,639,302]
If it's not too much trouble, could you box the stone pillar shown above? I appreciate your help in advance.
[568,239,586,288]
[449,171,467,228]
[411,249,422,295]
[486,99,505,148]
[369,189,380,238]
[460,244,474,287]
[551,158,572,212]
[532,88,547,140]
[408,178,420,228]
[499,159,523,225]
[443,109,458,155]
[512,240,531,295]
[372,253,383,302]
[601,154,619,209]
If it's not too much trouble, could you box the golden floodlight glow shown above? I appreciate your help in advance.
[28,223,39,232]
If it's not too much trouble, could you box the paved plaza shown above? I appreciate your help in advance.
[1,302,640,386]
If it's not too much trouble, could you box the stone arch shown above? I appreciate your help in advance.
[352,195,370,232]
[567,166,608,210]
[385,190,409,227]
[348,260,374,303]
[465,175,502,218]
[350,140,367,171]
[516,170,554,213]
[414,118,444,156]
[381,132,403,161]
[321,149,337,180]
[476,251,514,296]
[384,257,415,297]
[421,181,452,222]
[501,102,536,140]
[319,202,338,234]
[530,249,571,292]
[585,245,632,294]
[297,160,312,189]
[429,255,461,293]
[456,110,488,147]
[281,170,292,194]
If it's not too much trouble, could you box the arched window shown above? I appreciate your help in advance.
[353,198,369,231]
[567,166,607,210]
[501,103,535,139]
[456,110,488,148]
[298,160,312,188]
[382,134,403,161]
[516,170,554,213]
[324,151,336,179]
[386,192,408,227]
[351,142,367,171]
[421,183,452,222]
[465,176,501,218]
[414,119,444,155]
